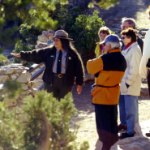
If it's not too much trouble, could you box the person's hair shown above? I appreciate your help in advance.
[121,17,136,29]
[107,42,120,49]
[60,39,76,52]
[121,28,137,42]
[98,26,111,35]
[59,38,84,72]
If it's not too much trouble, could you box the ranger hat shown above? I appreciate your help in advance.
[53,30,73,41]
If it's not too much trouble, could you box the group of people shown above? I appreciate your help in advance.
[88,20,143,150]
[11,6,150,150]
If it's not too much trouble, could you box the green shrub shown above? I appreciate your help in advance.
[14,24,40,53]
[0,54,9,66]
[23,92,78,150]
[0,25,19,51]
[0,102,24,150]
[54,5,104,62]
[70,10,104,62]
[0,86,89,150]
[13,24,40,64]
[73,11,104,52]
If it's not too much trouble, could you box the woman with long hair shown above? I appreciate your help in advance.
[11,30,84,100]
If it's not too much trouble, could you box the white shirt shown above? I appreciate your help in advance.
[53,50,67,74]
[139,29,150,78]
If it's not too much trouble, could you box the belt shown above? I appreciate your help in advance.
[92,84,119,88]
[53,73,65,78]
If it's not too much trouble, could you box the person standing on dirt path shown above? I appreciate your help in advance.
[87,34,126,150]
[119,28,142,139]
[11,30,84,100]
[139,5,150,137]
[118,17,143,133]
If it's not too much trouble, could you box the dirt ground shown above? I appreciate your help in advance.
[72,81,150,150]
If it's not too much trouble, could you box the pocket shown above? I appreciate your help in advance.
[121,81,128,93]
[125,83,130,88]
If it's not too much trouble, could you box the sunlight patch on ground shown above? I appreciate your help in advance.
[139,100,150,121]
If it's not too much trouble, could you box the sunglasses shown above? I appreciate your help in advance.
[121,36,126,40]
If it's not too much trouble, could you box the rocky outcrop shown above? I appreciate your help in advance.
[111,136,150,150]
[0,63,43,91]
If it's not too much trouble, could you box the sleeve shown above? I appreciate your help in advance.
[95,43,100,57]
[139,30,150,78]
[126,48,142,85]
[86,57,103,75]
[20,48,48,64]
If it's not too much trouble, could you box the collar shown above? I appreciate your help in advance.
[107,48,121,53]
[56,49,66,54]
[124,41,135,49]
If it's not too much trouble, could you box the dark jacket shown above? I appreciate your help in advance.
[137,37,143,53]
[20,46,84,87]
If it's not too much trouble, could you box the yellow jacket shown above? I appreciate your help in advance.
[87,49,126,105]
[95,43,101,57]
[95,42,107,57]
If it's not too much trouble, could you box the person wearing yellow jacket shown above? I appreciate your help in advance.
[95,26,111,57]
[87,34,126,150]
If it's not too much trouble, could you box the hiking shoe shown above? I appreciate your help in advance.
[118,124,127,132]
[119,132,134,139]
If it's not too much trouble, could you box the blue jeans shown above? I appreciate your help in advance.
[119,95,138,134]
